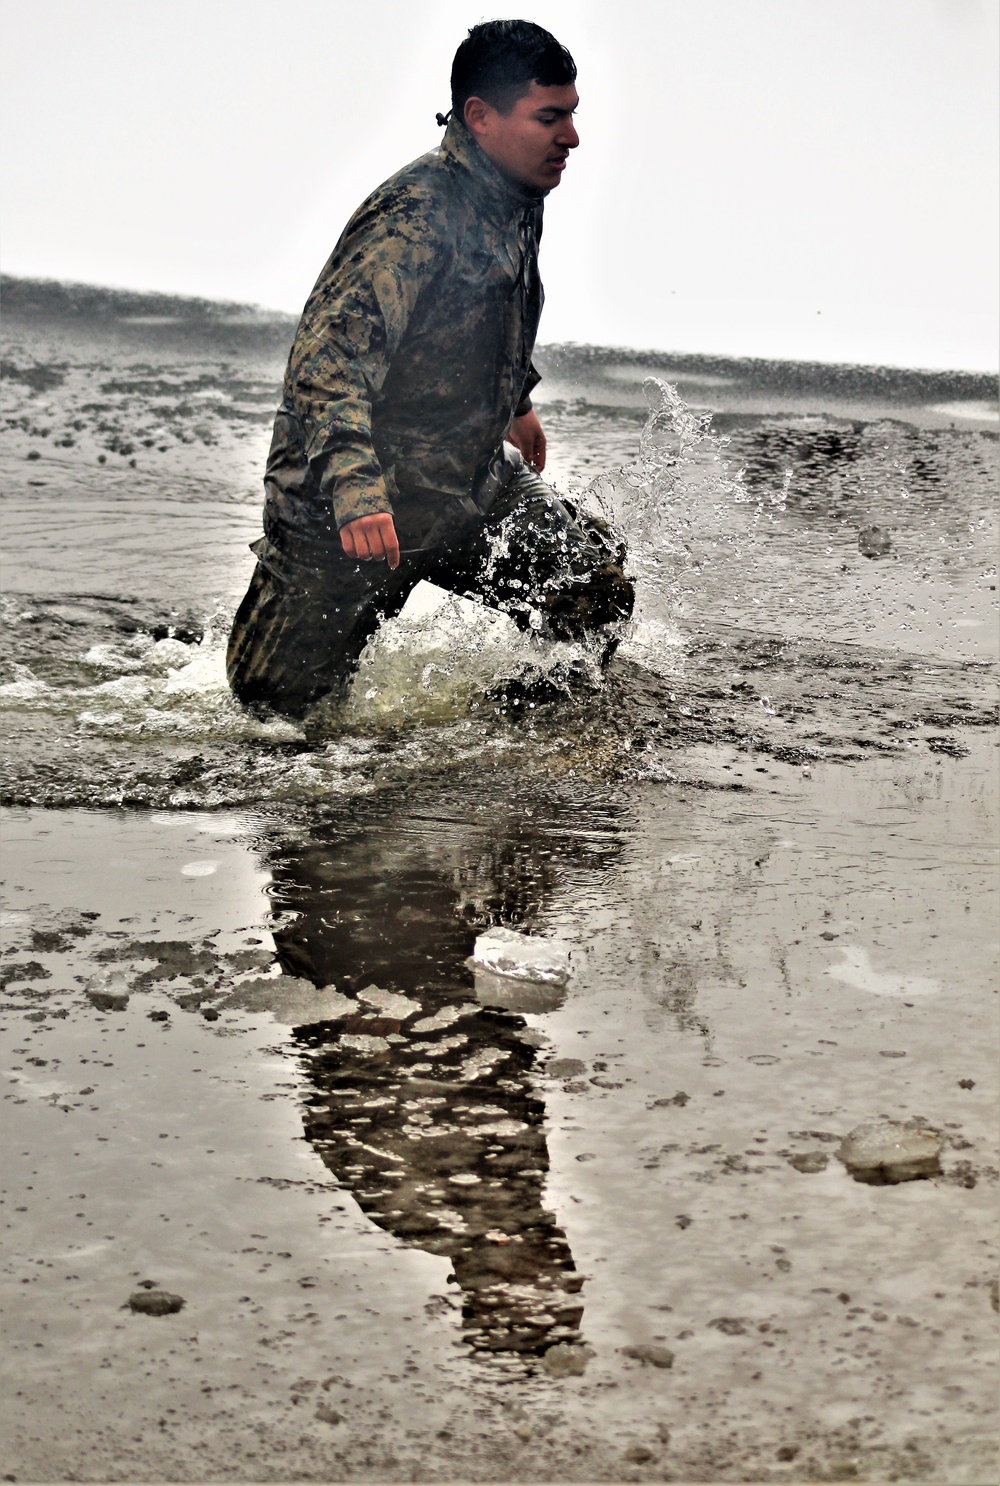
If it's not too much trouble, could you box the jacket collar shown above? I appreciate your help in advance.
[441,115,544,223]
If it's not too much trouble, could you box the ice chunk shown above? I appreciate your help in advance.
[219,976,353,1026]
[411,1003,474,1033]
[542,1342,591,1377]
[85,970,131,1011]
[339,1033,391,1055]
[457,1048,509,1082]
[838,1119,943,1184]
[357,984,422,1019]
[469,927,571,986]
[472,965,567,1015]
[474,1119,528,1138]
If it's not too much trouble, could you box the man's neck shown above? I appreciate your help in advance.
[443,117,545,208]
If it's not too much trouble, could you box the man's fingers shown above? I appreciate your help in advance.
[340,521,370,561]
[377,515,401,570]
[509,411,546,471]
[340,514,400,567]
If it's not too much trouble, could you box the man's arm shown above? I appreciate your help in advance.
[286,185,439,565]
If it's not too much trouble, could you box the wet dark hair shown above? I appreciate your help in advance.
[449,19,576,120]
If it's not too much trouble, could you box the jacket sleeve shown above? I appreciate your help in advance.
[286,185,440,529]
[514,361,541,417]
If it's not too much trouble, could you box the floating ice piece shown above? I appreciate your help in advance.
[357,984,422,1019]
[411,1003,473,1033]
[127,1288,185,1316]
[458,1047,509,1082]
[339,1033,391,1055]
[474,1119,528,1138]
[838,1119,943,1184]
[858,524,892,559]
[824,945,938,999]
[85,970,130,1011]
[622,1342,674,1369]
[469,927,571,986]
[548,1058,586,1079]
[408,1034,468,1056]
[219,975,353,1026]
[473,965,567,1015]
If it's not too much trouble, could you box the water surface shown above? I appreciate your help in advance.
[1,277,997,1482]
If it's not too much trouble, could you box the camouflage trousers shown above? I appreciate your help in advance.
[227,452,634,718]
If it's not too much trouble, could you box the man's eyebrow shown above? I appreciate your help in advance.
[533,104,578,118]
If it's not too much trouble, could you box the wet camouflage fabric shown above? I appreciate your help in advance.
[255,116,545,584]
[227,460,634,718]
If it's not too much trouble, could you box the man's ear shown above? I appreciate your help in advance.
[463,95,491,137]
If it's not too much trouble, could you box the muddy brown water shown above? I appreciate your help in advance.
[0,279,997,1482]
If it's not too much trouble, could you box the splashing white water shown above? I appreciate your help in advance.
[0,612,303,743]
[580,378,758,601]
[339,580,605,728]
[0,385,733,743]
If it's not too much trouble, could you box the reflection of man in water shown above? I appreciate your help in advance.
[228,19,633,717]
[265,802,614,1359]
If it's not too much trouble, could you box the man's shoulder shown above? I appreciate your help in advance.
[350,144,456,236]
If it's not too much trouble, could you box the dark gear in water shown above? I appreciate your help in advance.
[228,447,634,718]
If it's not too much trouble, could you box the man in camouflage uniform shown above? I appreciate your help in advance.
[228,20,633,718]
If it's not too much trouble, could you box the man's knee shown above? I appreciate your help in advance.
[226,560,411,718]
[226,565,330,718]
[516,480,634,639]
[541,560,635,642]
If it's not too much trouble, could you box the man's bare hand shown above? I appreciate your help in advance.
[340,512,400,569]
[508,409,546,471]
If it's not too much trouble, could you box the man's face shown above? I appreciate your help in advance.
[465,81,580,192]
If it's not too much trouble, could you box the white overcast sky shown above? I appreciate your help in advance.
[2,0,997,370]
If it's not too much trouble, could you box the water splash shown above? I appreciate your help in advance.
[344,378,751,709]
[339,582,605,729]
[2,365,996,812]
[581,378,752,589]
[0,608,303,744]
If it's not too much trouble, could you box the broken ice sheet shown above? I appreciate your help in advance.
[356,984,422,1019]
[218,975,354,1025]
[468,926,571,986]
[472,965,568,1014]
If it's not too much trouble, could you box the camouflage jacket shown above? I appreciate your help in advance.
[255,116,545,581]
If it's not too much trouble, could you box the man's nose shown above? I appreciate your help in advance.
[557,117,580,149]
